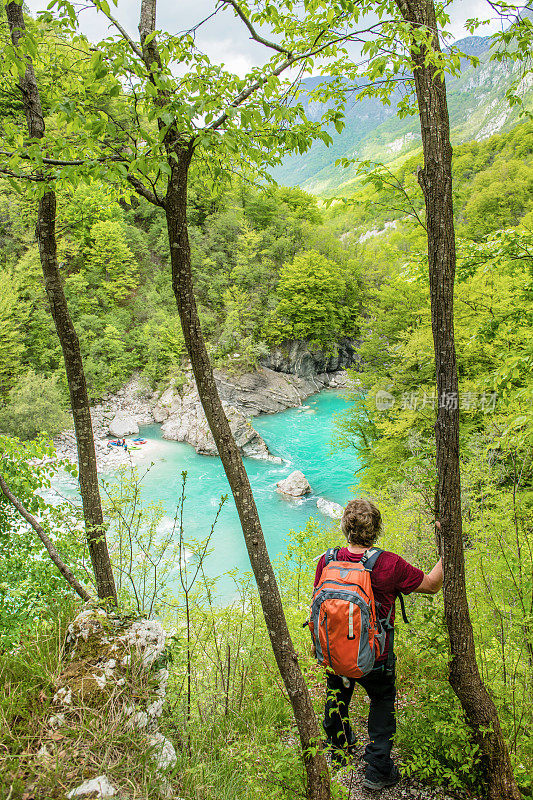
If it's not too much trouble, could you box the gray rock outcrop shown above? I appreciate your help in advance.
[214,367,349,415]
[52,609,176,799]
[261,337,360,377]
[317,497,344,520]
[276,470,311,497]
[54,364,355,472]
[108,412,139,438]
[160,382,281,462]
[66,776,117,799]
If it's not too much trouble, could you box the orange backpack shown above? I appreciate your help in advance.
[308,547,392,678]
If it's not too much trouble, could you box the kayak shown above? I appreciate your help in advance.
[107,440,122,446]
[132,438,147,444]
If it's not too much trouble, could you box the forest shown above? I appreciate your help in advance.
[0,2,532,800]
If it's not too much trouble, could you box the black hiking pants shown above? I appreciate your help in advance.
[323,661,396,779]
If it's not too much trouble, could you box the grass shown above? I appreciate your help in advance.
[0,604,170,800]
[0,599,316,800]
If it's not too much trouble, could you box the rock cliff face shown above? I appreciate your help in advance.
[154,367,349,461]
[213,367,347,415]
[54,359,355,469]
[261,337,360,377]
[157,381,281,462]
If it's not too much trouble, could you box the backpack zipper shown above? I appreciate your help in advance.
[322,611,333,668]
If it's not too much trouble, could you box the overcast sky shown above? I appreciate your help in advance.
[25,0,510,76]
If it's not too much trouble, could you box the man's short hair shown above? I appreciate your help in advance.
[341,499,382,547]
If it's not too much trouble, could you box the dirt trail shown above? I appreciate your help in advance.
[327,716,477,800]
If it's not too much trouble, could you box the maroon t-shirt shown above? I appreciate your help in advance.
[314,548,424,663]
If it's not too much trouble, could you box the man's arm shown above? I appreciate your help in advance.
[413,558,443,595]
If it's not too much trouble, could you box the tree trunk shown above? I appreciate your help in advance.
[164,145,330,800]
[5,1,117,604]
[0,473,93,602]
[394,2,521,798]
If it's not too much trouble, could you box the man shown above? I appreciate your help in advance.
[313,498,443,791]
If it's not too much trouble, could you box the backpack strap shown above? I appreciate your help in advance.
[360,547,383,571]
[383,594,409,671]
[324,547,340,566]
[397,592,409,624]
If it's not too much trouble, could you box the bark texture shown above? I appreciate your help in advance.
[5,1,117,603]
[136,3,330,796]
[394,2,521,798]
[0,474,93,602]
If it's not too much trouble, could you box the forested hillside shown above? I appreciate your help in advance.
[0,179,361,434]
[273,29,533,194]
[1,120,531,436]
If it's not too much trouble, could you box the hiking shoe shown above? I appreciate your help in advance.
[362,765,401,791]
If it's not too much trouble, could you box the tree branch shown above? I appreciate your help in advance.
[88,0,144,60]
[204,53,297,131]
[0,164,47,181]
[0,473,93,602]
[0,150,123,167]
[202,26,393,133]
[127,172,165,206]
[220,0,291,55]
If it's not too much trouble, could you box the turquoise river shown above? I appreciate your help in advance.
[126,390,360,599]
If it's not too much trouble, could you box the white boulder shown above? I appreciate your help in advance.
[67,776,116,799]
[317,498,344,520]
[276,470,311,497]
[108,413,139,438]
[149,732,178,770]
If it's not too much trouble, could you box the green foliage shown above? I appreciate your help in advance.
[334,226,533,495]
[0,436,83,646]
[138,309,186,388]
[1,172,349,401]
[12,246,62,374]
[0,370,69,440]
[85,220,139,304]
[268,250,359,348]
[395,606,482,792]
[331,218,533,791]
[81,321,137,398]
[101,465,179,616]
[0,272,23,399]
[461,158,533,239]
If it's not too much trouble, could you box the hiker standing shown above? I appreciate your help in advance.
[310,498,443,791]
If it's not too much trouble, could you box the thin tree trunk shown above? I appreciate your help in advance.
[0,473,93,602]
[394,2,521,798]
[5,1,117,604]
[135,4,330,793]
[164,146,330,800]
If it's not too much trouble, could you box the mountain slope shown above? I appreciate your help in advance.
[273,35,533,196]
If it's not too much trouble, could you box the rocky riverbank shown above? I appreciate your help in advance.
[53,367,353,472]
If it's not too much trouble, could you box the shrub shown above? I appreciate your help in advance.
[0,370,69,440]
